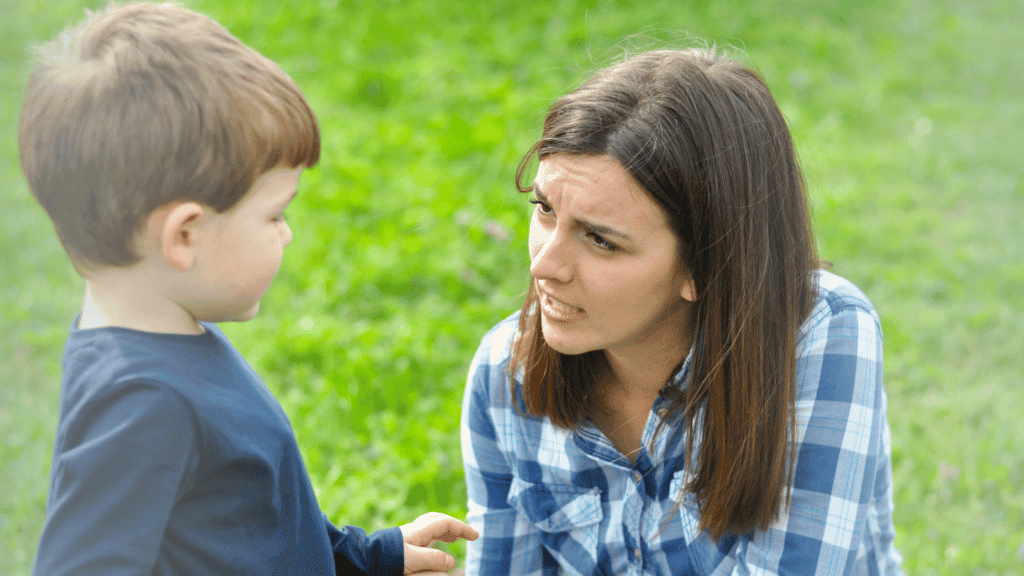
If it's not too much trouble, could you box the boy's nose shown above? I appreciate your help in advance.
[282,222,293,247]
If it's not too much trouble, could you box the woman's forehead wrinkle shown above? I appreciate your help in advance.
[537,156,669,242]
[536,162,559,189]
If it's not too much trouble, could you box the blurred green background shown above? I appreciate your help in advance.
[2,0,1022,574]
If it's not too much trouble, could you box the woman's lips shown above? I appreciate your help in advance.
[540,291,584,322]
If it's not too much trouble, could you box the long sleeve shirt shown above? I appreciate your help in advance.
[34,321,403,576]
[461,270,902,575]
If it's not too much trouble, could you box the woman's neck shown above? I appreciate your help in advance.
[600,331,691,401]
[590,342,689,464]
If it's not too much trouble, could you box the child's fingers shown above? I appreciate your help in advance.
[403,543,455,574]
[402,512,479,546]
[430,518,479,543]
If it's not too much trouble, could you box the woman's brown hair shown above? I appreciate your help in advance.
[508,48,819,541]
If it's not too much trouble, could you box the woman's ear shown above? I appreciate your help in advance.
[146,202,206,271]
[680,277,697,302]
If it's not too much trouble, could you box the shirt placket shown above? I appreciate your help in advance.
[575,382,687,576]
[574,425,642,576]
[623,462,649,576]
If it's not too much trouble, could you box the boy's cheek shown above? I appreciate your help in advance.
[232,270,277,303]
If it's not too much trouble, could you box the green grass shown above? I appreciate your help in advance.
[2,0,1022,574]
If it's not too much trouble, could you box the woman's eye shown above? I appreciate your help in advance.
[588,233,617,252]
[528,199,553,215]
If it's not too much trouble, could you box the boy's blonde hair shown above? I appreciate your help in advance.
[18,1,320,269]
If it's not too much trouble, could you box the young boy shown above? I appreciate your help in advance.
[19,2,477,575]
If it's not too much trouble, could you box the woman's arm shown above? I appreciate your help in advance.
[460,323,554,576]
[699,291,901,575]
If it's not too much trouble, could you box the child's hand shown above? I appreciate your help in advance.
[400,512,479,575]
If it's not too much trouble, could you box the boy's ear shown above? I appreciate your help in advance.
[147,202,206,271]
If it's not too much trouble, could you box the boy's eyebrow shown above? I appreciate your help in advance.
[531,185,635,244]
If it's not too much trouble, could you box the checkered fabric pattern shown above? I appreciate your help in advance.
[461,270,903,575]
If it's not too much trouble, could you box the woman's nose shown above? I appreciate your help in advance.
[529,225,573,283]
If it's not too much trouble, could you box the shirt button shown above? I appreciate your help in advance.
[635,547,641,558]
[632,472,642,482]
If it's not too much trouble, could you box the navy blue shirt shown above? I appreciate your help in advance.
[34,321,403,576]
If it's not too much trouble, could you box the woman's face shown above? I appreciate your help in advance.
[528,154,695,359]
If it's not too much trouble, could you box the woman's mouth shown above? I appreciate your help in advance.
[540,291,585,322]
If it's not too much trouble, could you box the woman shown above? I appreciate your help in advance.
[460,48,902,575]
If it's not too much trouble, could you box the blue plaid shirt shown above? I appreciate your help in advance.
[461,270,902,575]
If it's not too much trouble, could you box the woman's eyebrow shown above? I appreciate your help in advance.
[531,185,548,203]
[532,186,634,244]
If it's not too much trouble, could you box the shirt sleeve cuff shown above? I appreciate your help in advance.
[328,523,404,576]
[366,526,404,576]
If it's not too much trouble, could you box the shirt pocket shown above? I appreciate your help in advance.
[507,476,603,532]
[507,476,604,574]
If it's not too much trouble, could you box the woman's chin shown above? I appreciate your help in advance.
[541,321,596,356]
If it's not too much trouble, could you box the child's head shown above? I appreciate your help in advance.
[18,1,320,273]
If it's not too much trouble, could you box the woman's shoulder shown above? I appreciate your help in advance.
[793,268,885,381]
[797,269,884,358]
[466,310,527,412]
[808,269,880,327]
[472,311,521,366]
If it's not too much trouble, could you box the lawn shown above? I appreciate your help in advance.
[2,0,1022,574]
